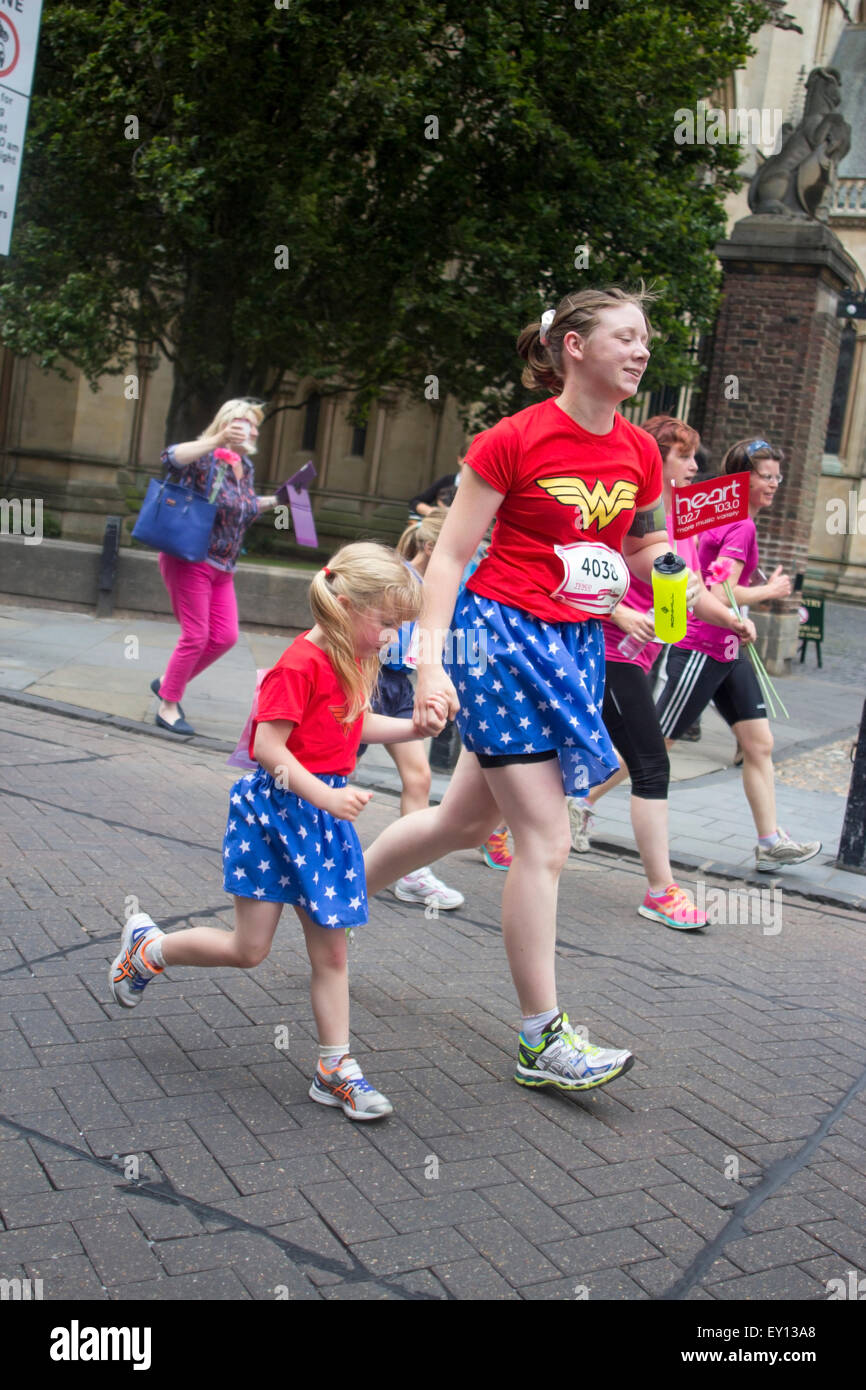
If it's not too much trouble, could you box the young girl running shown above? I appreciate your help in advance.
[363,510,465,911]
[655,438,821,872]
[568,416,755,929]
[109,543,446,1121]
[363,286,700,1093]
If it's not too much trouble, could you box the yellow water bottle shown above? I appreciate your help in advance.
[652,552,688,643]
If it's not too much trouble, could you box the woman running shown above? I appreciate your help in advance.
[364,286,699,1093]
[655,437,821,871]
[568,416,755,929]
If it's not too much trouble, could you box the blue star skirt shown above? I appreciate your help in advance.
[446,590,619,796]
[222,768,368,928]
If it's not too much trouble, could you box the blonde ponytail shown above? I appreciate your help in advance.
[309,543,423,723]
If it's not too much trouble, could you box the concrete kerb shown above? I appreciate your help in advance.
[585,833,866,915]
[1,685,862,914]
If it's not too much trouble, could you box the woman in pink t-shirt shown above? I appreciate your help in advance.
[575,417,753,930]
[655,438,822,872]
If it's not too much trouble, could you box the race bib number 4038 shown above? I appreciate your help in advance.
[552,542,630,616]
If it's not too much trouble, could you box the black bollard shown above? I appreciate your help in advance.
[836,697,866,873]
[96,515,122,618]
[429,719,460,772]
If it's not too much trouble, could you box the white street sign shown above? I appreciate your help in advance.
[0,0,45,256]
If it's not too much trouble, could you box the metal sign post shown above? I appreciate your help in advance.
[837,699,866,874]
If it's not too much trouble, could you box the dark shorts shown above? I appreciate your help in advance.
[357,665,415,759]
[371,665,415,720]
[477,749,557,769]
[655,648,766,740]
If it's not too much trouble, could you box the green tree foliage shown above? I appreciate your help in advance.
[0,0,772,438]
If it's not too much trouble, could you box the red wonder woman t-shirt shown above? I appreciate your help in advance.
[250,635,363,774]
[466,399,662,623]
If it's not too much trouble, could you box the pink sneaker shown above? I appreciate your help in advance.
[637,884,706,932]
[479,827,512,870]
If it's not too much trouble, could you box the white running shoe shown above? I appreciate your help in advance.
[392,866,464,910]
[568,798,594,853]
[515,1012,634,1092]
[309,1056,393,1120]
[109,913,164,1008]
[755,829,822,872]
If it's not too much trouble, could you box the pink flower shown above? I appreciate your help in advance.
[214,447,240,463]
[707,557,735,585]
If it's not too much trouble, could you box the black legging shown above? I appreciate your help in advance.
[601,659,670,800]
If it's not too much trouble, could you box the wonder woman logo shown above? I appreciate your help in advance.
[536,476,639,531]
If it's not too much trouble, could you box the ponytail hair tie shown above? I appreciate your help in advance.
[539,309,556,346]
[323,566,332,578]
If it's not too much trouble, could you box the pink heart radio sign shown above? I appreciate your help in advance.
[670,472,751,540]
[0,0,45,258]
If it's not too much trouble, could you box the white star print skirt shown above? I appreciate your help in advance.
[222,768,368,928]
[446,590,620,796]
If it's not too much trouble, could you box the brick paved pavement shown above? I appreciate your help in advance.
[1,704,865,1303]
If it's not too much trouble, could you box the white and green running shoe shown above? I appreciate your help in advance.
[514,1012,634,1092]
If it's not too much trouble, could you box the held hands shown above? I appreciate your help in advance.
[764,566,792,600]
[413,666,459,735]
[327,785,373,821]
[413,693,449,738]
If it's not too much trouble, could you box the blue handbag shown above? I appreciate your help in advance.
[132,459,225,563]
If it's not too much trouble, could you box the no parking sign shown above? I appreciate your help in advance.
[0,0,44,257]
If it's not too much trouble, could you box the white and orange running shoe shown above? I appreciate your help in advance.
[309,1055,393,1121]
[109,913,165,1007]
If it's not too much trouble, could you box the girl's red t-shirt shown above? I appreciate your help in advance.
[250,635,363,774]
[465,398,663,623]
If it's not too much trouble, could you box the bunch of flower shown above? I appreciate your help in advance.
[706,557,789,719]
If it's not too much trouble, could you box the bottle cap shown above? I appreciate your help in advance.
[653,551,686,577]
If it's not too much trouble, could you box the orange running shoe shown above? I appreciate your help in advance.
[637,884,706,932]
[479,826,512,871]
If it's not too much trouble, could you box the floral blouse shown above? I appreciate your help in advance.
[161,445,260,572]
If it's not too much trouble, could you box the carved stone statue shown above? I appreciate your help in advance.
[747,67,851,219]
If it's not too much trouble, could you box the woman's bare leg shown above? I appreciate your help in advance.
[733,717,776,838]
[364,747,502,896]
[478,757,571,1015]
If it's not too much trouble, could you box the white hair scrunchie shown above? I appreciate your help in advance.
[539,309,556,346]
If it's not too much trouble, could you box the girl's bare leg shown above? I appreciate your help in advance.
[298,908,349,1045]
[587,754,628,805]
[387,739,432,816]
[161,897,282,969]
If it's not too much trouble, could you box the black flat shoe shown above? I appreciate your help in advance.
[150,678,185,719]
[155,713,196,736]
